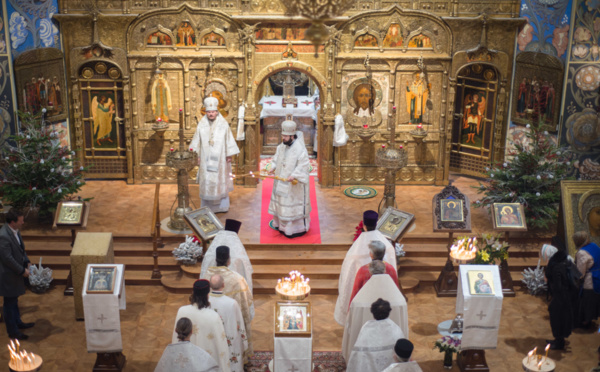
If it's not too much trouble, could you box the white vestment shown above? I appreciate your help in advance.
[268,132,311,236]
[154,341,220,372]
[173,305,231,372]
[201,231,253,292]
[334,230,397,326]
[190,113,240,212]
[210,292,249,370]
[346,318,405,372]
[204,266,254,356]
[381,361,423,372]
[342,274,408,362]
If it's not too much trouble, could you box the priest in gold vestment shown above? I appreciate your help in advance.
[204,246,254,355]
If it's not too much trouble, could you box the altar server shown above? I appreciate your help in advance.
[268,120,311,238]
[172,280,231,372]
[334,210,396,326]
[342,273,408,361]
[191,96,240,213]
[205,246,254,351]
[156,317,219,372]
[346,299,405,372]
[349,241,400,304]
[209,274,250,369]
[201,219,253,292]
[382,339,423,372]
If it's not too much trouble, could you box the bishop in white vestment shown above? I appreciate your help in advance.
[190,96,240,213]
[209,274,250,370]
[346,299,405,372]
[201,219,253,292]
[267,120,311,238]
[342,273,408,361]
[173,280,231,372]
[334,210,397,326]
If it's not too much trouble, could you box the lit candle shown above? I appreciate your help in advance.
[27,355,32,368]
[382,144,386,149]
[533,346,537,357]
[417,123,423,129]
[15,340,19,353]
[537,360,542,370]
[545,343,550,361]
[179,108,183,112]
[399,145,403,149]
[392,106,396,110]
[170,148,174,152]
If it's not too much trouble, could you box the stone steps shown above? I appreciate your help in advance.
[23,233,545,295]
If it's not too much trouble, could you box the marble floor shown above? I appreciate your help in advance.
[0,285,597,371]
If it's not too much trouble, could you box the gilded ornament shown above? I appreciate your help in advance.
[108,67,121,79]
[95,62,107,74]
[82,67,94,79]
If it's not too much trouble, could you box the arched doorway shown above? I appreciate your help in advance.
[252,61,327,182]
[449,63,500,176]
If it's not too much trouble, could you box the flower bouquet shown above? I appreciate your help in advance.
[473,233,509,265]
[433,335,461,369]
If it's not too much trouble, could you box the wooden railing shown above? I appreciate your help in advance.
[151,183,163,279]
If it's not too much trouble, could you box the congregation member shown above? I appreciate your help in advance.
[543,242,576,350]
[342,267,408,361]
[382,339,423,372]
[155,317,219,372]
[204,246,254,343]
[574,231,600,329]
[173,280,231,372]
[209,274,250,370]
[190,96,240,213]
[334,210,396,325]
[349,240,399,304]
[201,219,253,292]
[267,119,311,238]
[0,208,35,340]
[346,298,405,372]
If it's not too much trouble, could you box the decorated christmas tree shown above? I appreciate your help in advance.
[473,121,573,230]
[0,110,86,218]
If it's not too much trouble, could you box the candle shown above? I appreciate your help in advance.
[170,148,174,152]
[179,108,183,112]
[399,145,403,149]
[533,346,537,357]
[537,360,542,370]
[382,144,386,149]
[417,123,423,129]
[363,124,369,129]
[392,106,396,110]
[16,340,19,353]
[545,343,550,361]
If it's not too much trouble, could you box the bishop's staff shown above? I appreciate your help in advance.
[232,171,299,185]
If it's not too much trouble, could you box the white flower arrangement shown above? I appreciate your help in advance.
[29,258,53,293]
[172,235,204,265]
[395,243,406,257]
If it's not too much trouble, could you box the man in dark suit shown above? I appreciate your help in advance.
[0,209,34,340]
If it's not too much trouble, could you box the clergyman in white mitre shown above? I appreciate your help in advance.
[267,119,311,238]
[342,270,408,362]
[334,210,397,326]
[201,218,253,292]
[346,298,405,372]
[190,96,240,213]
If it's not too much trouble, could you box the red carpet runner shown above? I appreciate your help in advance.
[260,176,321,244]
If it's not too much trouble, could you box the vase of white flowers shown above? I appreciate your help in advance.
[433,335,461,369]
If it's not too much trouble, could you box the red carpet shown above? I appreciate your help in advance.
[260,176,321,244]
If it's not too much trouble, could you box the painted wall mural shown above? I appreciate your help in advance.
[560,0,600,180]
[6,0,60,57]
[0,2,16,154]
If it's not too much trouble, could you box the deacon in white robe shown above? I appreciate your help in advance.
[346,299,405,372]
[209,274,250,370]
[201,219,253,292]
[155,342,220,372]
[381,339,423,372]
[334,210,397,326]
[157,317,219,372]
[191,96,240,213]
[205,246,254,354]
[267,120,311,238]
[342,272,408,362]
[173,280,231,372]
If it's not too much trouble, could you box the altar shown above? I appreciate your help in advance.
[259,95,319,155]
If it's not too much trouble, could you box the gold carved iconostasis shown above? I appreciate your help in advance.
[54,1,522,187]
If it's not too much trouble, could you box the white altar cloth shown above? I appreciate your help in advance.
[274,336,312,372]
[259,96,319,121]
[82,263,126,353]
[456,264,503,350]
